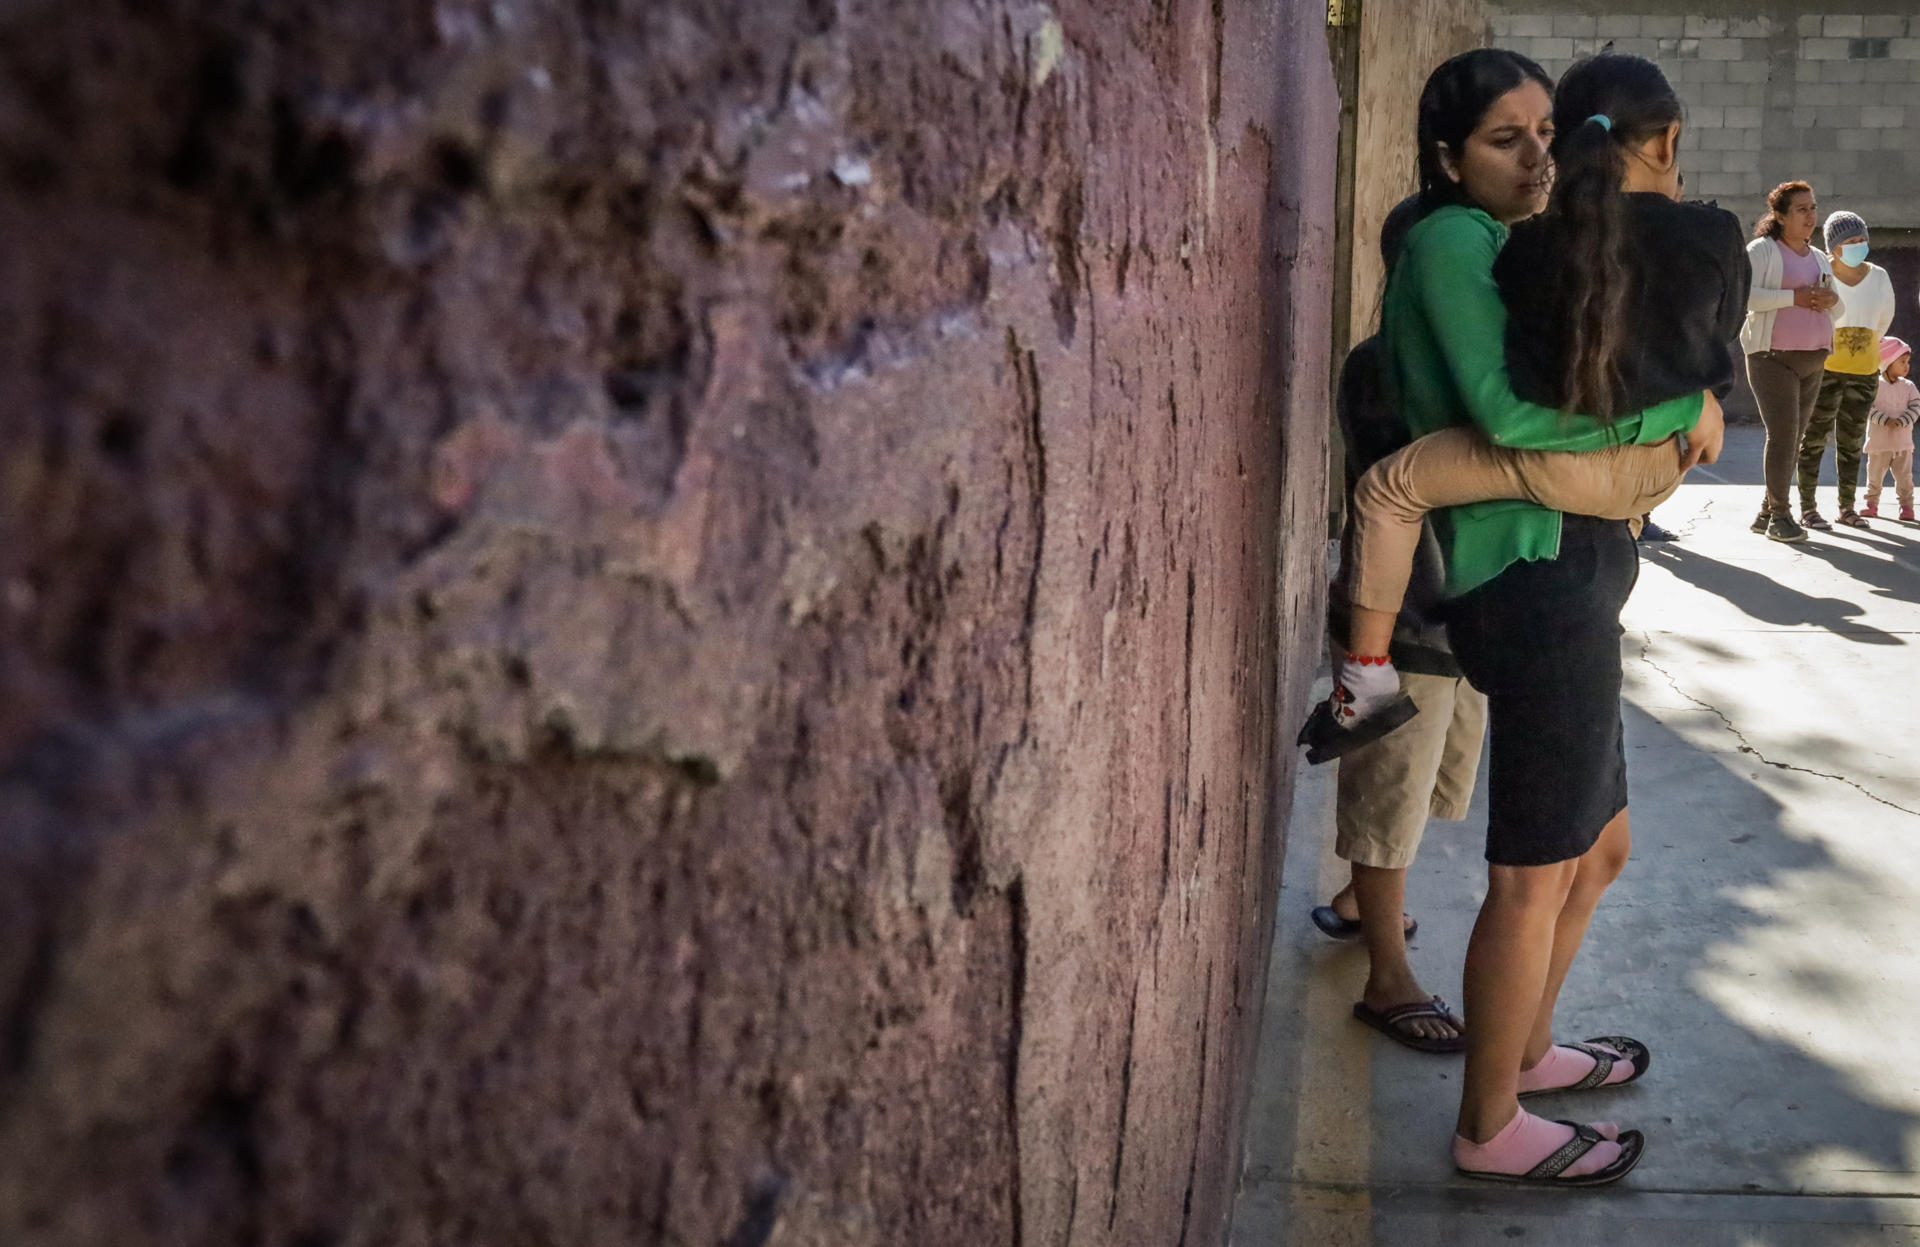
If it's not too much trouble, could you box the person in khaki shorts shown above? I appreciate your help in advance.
[1336,675,1484,875]
[1316,658,1487,1052]
[1308,311,1488,1052]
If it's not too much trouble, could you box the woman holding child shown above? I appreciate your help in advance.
[1309,48,1741,1184]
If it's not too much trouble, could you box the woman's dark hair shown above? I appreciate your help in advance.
[1756,180,1813,240]
[1544,53,1684,420]
[1415,48,1554,212]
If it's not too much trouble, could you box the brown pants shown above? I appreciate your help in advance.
[1865,449,1915,509]
[1747,348,1830,516]
[1346,425,1684,615]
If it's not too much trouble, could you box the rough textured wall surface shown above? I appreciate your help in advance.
[1349,0,1488,343]
[0,2,1334,1245]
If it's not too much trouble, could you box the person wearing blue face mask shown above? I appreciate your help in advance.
[1797,210,1893,529]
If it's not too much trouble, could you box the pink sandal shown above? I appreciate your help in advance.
[1518,1036,1651,1097]
[1456,1113,1645,1186]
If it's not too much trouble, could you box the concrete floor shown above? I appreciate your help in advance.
[1235,426,1920,1245]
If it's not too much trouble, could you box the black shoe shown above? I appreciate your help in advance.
[1638,519,1677,542]
[1801,508,1833,531]
[1751,507,1771,534]
[1768,513,1809,543]
[1297,692,1421,765]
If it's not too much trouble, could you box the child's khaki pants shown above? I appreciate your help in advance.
[1865,449,1914,510]
[1346,426,1686,615]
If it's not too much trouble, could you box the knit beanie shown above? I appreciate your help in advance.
[1825,209,1869,250]
[1881,336,1910,371]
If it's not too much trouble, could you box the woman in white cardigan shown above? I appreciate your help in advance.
[1742,180,1849,543]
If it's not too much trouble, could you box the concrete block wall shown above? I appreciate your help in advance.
[1487,9,1920,231]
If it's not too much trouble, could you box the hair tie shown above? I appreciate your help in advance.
[1588,114,1613,132]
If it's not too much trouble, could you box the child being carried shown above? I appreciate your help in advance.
[1300,88,1751,761]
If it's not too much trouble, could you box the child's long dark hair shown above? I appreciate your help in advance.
[1415,49,1553,213]
[1546,54,1683,420]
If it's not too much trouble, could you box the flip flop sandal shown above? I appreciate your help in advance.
[1518,1035,1652,1099]
[1296,692,1420,765]
[1351,996,1466,1054]
[1309,906,1417,942]
[1458,1122,1645,1187]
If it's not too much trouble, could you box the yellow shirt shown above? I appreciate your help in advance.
[1828,326,1881,375]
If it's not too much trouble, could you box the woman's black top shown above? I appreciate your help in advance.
[1494,193,1751,411]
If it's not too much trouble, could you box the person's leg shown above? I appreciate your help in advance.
[1456,856,1579,1142]
[1323,876,1412,938]
[1329,429,1664,749]
[1322,875,1416,947]
[1347,427,1532,622]
[1312,434,1513,748]
[1865,450,1890,511]
[1429,679,1489,822]
[1523,807,1632,1067]
[1508,441,1685,519]
[1748,351,1804,518]
[1329,672,1470,1042]
[1800,370,1845,515]
[1445,517,1640,1173]
[1346,430,1676,646]
[1350,864,1448,1032]
[1834,374,1877,515]
[1796,353,1829,429]
[1898,450,1915,513]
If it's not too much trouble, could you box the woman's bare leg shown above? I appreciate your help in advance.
[1455,856,1579,1142]
[1523,808,1632,1067]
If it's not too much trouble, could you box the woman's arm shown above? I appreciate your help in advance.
[1746,238,1795,313]
[1409,211,1702,452]
[1714,213,1755,341]
[1821,254,1849,325]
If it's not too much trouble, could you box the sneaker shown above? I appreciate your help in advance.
[1903,506,1916,522]
[1751,507,1772,534]
[1801,508,1833,531]
[1837,509,1871,529]
[1768,513,1809,543]
[1637,519,1677,542]
[1861,502,1880,518]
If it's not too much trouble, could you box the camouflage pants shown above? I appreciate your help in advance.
[1799,369,1879,512]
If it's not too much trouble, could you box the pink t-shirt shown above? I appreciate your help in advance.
[1770,240,1833,352]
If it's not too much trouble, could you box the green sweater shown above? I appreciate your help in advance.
[1381,204,1705,596]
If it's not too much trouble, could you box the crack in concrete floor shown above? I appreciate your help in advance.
[1632,632,1920,819]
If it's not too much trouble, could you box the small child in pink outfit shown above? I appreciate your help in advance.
[1864,336,1918,522]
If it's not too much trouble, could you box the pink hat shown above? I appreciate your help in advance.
[1882,337,1911,370]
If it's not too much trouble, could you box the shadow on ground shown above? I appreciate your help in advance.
[1637,543,1903,642]
[1791,526,1920,607]
[1236,673,1920,1245]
